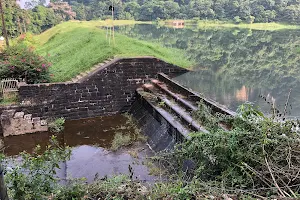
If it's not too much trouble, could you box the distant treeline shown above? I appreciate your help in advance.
[3,0,75,37]
[68,0,300,24]
[4,0,300,38]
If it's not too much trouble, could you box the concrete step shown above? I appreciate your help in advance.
[136,88,192,140]
[150,79,198,112]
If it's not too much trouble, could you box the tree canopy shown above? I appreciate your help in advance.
[3,0,74,37]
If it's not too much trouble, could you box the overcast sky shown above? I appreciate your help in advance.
[17,0,50,9]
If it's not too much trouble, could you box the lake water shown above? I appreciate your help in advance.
[117,24,300,118]
[1,115,156,182]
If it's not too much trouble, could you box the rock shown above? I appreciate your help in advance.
[32,117,41,124]
[2,110,15,118]
[14,112,24,119]
[24,114,32,121]
[136,184,148,195]
[222,194,233,200]
[40,120,47,126]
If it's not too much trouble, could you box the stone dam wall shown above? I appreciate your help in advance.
[0,57,188,121]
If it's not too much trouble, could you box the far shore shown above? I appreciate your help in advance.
[160,19,300,31]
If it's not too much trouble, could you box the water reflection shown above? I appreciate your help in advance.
[1,115,155,182]
[117,25,300,117]
[2,115,130,156]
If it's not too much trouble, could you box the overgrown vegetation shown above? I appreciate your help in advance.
[111,114,146,151]
[159,101,300,198]
[48,117,66,133]
[111,133,132,151]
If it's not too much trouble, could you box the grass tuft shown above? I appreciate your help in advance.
[111,132,132,151]
[110,113,147,151]
[0,92,19,106]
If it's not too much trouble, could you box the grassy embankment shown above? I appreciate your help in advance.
[34,20,194,82]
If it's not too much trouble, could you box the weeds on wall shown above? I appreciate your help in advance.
[0,92,19,105]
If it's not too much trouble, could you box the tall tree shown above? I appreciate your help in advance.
[0,0,9,47]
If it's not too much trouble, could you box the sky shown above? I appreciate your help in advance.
[17,0,50,9]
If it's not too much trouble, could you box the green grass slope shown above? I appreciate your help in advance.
[35,21,193,82]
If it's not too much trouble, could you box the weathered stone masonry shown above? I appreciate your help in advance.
[1,57,188,121]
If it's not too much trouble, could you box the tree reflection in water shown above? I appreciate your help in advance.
[117,24,300,117]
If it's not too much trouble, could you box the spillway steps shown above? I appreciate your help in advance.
[136,73,235,142]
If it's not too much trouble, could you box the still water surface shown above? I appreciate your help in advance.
[1,115,155,182]
[117,24,300,117]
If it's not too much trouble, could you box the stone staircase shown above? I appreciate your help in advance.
[0,110,48,137]
[136,73,235,141]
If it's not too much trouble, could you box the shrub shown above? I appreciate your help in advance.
[15,33,37,47]
[0,44,51,84]
[49,117,66,133]
[233,16,242,24]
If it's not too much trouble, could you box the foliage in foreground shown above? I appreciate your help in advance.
[1,136,71,200]
[160,102,300,198]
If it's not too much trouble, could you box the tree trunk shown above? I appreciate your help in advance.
[0,163,8,200]
[17,16,23,34]
[0,0,9,47]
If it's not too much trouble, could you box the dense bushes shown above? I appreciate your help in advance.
[0,44,51,84]
[161,102,300,198]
